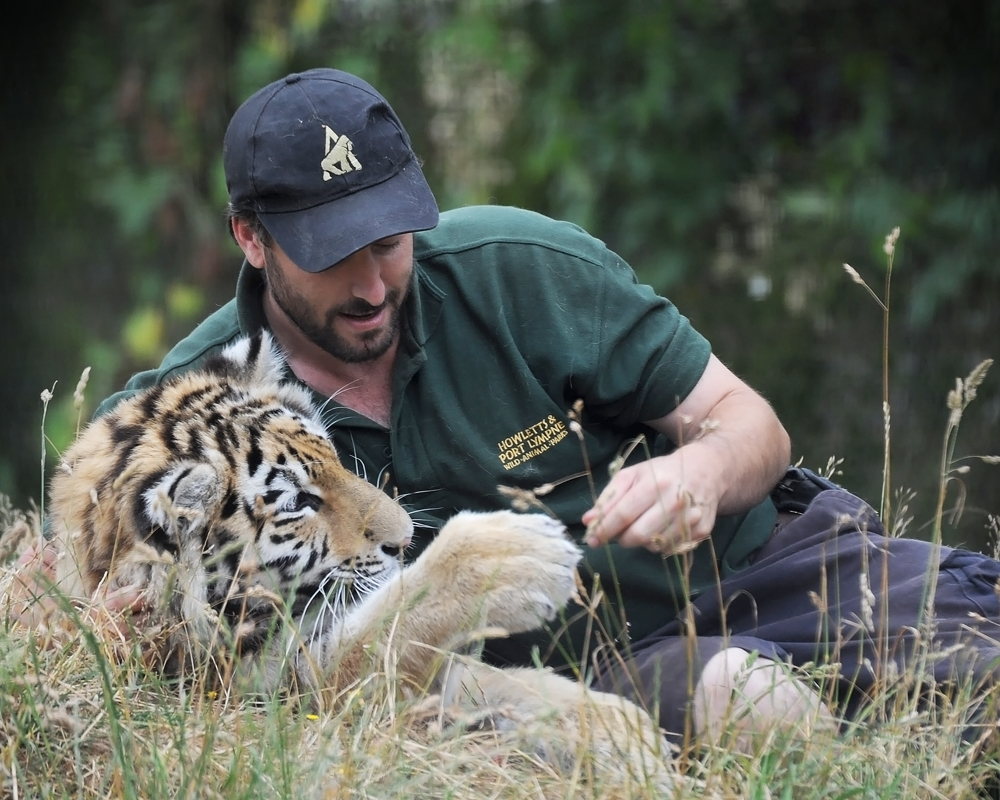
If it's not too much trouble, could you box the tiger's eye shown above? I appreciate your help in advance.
[293,492,322,512]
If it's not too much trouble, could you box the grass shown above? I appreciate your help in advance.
[4,486,1000,799]
[0,608,997,800]
[0,578,702,799]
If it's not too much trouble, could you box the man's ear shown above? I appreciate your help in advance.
[231,218,267,270]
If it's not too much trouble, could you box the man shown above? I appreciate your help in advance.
[17,68,1000,748]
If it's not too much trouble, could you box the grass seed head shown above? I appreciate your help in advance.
[883,226,901,257]
[73,366,92,410]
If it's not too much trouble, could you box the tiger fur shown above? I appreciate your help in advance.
[47,332,680,789]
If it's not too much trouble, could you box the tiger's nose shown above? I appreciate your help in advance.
[379,533,411,559]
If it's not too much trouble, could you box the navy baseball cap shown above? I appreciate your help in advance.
[224,68,439,272]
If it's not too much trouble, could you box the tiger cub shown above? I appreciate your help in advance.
[48,332,676,788]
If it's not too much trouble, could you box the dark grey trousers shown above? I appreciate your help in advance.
[594,489,1000,744]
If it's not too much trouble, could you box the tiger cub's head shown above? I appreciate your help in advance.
[49,332,413,657]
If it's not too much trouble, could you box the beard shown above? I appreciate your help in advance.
[263,248,408,364]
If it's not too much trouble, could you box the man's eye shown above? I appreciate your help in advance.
[372,238,401,253]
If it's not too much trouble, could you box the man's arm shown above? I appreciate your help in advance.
[582,354,790,553]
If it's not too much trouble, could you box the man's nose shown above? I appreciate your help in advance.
[343,248,386,306]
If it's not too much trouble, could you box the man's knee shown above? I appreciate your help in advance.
[693,646,837,752]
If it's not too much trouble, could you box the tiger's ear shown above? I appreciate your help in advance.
[144,463,224,544]
[205,331,287,386]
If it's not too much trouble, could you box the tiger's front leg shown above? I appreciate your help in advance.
[316,511,581,691]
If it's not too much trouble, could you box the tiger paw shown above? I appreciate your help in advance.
[420,510,581,636]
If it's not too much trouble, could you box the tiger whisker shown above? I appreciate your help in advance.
[393,489,440,502]
[294,573,348,658]
[315,582,339,634]
[340,433,369,483]
[315,382,359,415]
[318,411,351,428]
[376,465,392,487]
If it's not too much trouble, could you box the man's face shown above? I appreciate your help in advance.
[262,234,414,364]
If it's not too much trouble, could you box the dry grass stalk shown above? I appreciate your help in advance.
[4,550,1000,799]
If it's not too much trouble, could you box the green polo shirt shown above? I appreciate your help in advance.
[98,205,776,672]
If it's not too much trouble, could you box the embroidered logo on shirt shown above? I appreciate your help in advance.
[497,415,569,471]
[321,124,362,179]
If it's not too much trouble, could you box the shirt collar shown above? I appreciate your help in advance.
[235,262,268,335]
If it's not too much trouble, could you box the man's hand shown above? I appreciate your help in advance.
[583,445,721,554]
[5,541,148,634]
[582,354,790,553]
[5,540,60,627]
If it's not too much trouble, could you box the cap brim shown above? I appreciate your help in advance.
[259,159,439,273]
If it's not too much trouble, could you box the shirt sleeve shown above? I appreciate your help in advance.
[449,210,713,430]
[93,368,161,418]
[583,248,711,426]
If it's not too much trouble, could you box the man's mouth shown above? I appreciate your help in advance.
[339,302,385,321]
[341,309,380,320]
[338,304,389,332]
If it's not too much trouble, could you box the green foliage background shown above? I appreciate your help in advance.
[2,0,997,547]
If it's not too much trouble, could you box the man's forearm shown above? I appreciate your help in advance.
[668,385,790,516]
[584,354,790,551]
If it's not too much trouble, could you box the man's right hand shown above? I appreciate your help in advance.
[5,540,148,635]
